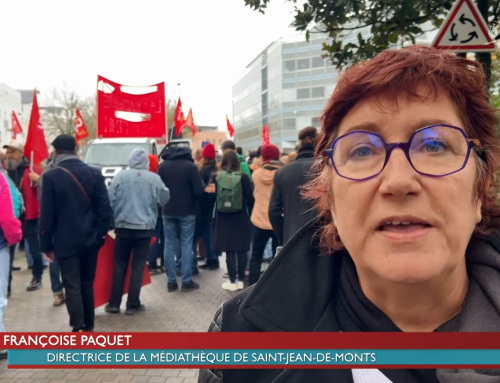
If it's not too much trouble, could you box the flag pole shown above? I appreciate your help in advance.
[30,151,34,186]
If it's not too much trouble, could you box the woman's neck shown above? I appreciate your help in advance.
[358,264,468,332]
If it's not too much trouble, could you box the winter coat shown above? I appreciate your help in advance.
[0,169,23,219]
[250,161,283,231]
[199,163,218,223]
[0,172,22,250]
[211,173,254,253]
[158,147,205,217]
[39,157,112,258]
[268,148,316,244]
[7,158,41,220]
[109,148,170,231]
[199,224,500,383]
[237,154,252,182]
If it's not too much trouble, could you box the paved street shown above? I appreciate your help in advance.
[1,251,233,383]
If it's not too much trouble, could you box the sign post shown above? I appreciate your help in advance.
[431,0,496,52]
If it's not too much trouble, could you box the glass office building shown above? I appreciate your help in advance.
[232,25,435,152]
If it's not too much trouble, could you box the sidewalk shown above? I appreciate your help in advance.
[1,252,233,382]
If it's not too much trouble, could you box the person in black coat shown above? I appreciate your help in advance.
[269,127,318,245]
[158,146,205,292]
[197,144,219,270]
[209,151,254,292]
[39,135,111,332]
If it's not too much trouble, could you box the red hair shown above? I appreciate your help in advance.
[304,46,500,253]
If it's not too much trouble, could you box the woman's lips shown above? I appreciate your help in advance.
[377,223,432,241]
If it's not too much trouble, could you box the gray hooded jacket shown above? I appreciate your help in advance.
[108,148,169,230]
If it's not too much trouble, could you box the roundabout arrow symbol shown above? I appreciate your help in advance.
[449,23,458,41]
[459,13,476,27]
[461,31,478,43]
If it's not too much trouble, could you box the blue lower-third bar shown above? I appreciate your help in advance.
[8,349,500,366]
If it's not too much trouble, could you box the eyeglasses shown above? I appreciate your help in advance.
[322,125,482,181]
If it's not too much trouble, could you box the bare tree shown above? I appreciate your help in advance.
[79,95,96,141]
[42,85,81,137]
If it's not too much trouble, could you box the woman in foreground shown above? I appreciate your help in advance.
[199,46,500,383]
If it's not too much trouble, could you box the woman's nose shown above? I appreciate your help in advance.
[378,149,421,198]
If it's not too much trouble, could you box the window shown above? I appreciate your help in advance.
[297,58,310,70]
[262,93,268,116]
[312,57,325,68]
[312,117,321,128]
[297,88,310,99]
[283,118,296,131]
[283,60,296,73]
[261,67,268,91]
[311,87,325,98]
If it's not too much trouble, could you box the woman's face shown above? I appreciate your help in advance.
[330,91,481,284]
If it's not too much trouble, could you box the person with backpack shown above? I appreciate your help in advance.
[210,151,254,291]
[39,135,112,331]
[248,144,283,286]
[0,169,23,358]
[221,141,252,182]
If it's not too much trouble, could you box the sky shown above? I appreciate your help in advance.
[0,0,295,129]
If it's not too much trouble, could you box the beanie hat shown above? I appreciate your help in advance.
[261,144,280,163]
[51,134,76,151]
[148,154,159,173]
[202,143,216,159]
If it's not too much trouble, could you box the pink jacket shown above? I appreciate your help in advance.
[0,172,22,248]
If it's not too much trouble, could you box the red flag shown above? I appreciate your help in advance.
[174,98,186,136]
[226,115,234,138]
[75,108,89,142]
[180,108,197,136]
[24,90,48,165]
[12,112,23,139]
[261,124,270,146]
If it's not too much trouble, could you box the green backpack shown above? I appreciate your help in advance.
[216,171,243,213]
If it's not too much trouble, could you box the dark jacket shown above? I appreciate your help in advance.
[199,163,218,223]
[158,147,205,216]
[39,158,112,258]
[211,172,254,253]
[199,225,500,383]
[8,158,42,221]
[268,148,316,244]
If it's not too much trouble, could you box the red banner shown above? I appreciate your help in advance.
[12,112,23,139]
[75,108,89,142]
[97,76,166,138]
[93,234,152,308]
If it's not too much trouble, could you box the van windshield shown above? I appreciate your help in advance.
[85,143,150,167]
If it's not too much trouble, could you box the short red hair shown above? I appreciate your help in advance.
[305,46,500,253]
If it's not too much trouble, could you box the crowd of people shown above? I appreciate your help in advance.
[0,124,319,335]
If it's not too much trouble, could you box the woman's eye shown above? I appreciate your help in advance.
[423,140,446,153]
[350,146,373,158]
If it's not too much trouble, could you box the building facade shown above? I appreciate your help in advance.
[232,25,435,152]
[0,84,22,147]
